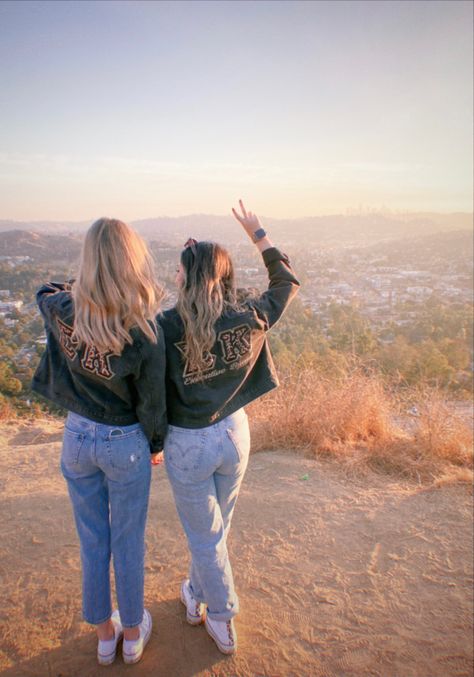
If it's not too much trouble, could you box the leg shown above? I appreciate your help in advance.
[215,461,249,541]
[164,425,238,621]
[102,427,151,629]
[61,437,112,626]
[187,413,250,606]
[216,412,251,540]
[189,558,205,602]
[168,470,238,621]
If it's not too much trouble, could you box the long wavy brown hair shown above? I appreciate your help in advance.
[176,241,241,374]
[72,217,164,354]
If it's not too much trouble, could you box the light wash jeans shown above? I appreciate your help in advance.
[60,412,151,627]
[164,408,250,621]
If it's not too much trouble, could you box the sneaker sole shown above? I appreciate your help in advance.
[97,651,118,666]
[98,636,122,666]
[122,611,152,665]
[180,585,204,626]
[97,618,123,665]
[204,618,237,655]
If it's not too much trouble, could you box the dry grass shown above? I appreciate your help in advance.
[414,393,473,465]
[248,366,473,485]
[0,395,15,421]
[248,367,396,452]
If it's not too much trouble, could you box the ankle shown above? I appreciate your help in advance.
[96,619,115,641]
[123,626,140,641]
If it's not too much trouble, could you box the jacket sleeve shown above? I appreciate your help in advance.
[36,281,73,321]
[246,247,300,330]
[134,327,168,452]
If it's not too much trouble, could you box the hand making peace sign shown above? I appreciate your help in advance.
[231,199,263,238]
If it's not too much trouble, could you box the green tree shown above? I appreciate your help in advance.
[327,304,376,356]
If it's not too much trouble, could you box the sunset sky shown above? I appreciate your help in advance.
[0,0,472,221]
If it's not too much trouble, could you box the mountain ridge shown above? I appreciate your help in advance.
[0,212,472,247]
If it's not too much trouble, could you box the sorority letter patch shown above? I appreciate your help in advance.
[56,317,115,379]
[57,318,79,360]
[81,345,115,380]
[217,324,251,364]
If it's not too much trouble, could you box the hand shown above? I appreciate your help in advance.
[232,199,263,239]
[151,451,163,466]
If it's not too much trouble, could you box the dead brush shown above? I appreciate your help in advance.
[248,366,397,455]
[0,395,15,421]
[413,390,473,466]
[247,365,473,485]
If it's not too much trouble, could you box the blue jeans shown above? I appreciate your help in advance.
[60,412,151,627]
[164,409,250,621]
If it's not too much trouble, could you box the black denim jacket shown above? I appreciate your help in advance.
[159,247,300,428]
[31,282,167,451]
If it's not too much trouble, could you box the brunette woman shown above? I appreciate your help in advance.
[32,218,166,665]
[159,200,299,654]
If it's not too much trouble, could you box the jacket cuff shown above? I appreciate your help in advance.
[149,439,164,453]
[261,247,290,266]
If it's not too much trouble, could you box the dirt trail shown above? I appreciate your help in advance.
[0,420,472,677]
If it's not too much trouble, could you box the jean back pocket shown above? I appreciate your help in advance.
[165,427,207,474]
[105,426,145,471]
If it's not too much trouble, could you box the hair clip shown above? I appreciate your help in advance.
[184,237,198,254]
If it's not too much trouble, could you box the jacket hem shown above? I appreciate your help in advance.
[167,381,278,429]
[31,381,139,426]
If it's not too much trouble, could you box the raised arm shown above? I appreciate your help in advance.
[231,199,300,330]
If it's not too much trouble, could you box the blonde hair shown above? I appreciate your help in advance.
[176,241,240,374]
[72,217,164,354]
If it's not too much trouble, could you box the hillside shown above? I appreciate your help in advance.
[1,211,472,246]
[362,228,473,270]
[0,230,82,263]
[0,419,472,677]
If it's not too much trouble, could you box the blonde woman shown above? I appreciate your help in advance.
[159,200,299,654]
[32,218,166,665]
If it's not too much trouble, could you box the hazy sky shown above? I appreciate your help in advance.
[0,0,472,221]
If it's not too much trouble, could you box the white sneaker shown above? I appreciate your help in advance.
[205,615,237,654]
[97,610,123,666]
[180,579,206,625]
[122,609,152,664]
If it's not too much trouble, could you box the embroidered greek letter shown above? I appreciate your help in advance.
[56,318,79,360]
[174,341,217,378]
[81,345,115,380]
[56,317,115,379]
[217,324,251,364]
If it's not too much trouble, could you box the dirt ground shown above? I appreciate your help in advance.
[0,419,472,677]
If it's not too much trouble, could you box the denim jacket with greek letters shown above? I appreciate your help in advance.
[31,283,167,451]
[159,247,300,428]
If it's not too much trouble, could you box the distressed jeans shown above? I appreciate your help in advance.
[60,412,151,627]
[164,409,250,621]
